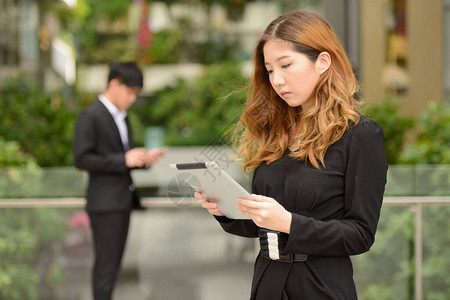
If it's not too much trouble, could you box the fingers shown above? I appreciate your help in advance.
[126,147,166,168]
[195,192,224,216]
[237,202,264,217]
[236,195,274,218]
[194,192,204,200]
[201,200,218,209]
[145,148,165,166]
[250,194,273,202]
[200,199,224,216]
[237,198,263,207]
[125,148,148,168]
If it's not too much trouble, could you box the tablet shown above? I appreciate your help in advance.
[169,161,251,219]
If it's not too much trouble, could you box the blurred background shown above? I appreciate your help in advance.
[0,0,449,300]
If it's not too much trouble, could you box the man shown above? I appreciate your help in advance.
[73,62,164,300]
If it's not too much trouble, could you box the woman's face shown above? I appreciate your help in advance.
[263,39,323,108]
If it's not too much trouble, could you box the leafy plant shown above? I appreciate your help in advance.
[131,61,248,145]
[400,102,450,164]
[147,29,184,64]
[54,0,248,65]
[81,33,136,64]
[362,99,414,164]
[0,74,77,167]
[0,138,43,198]
[353,206,414,300]
[0,139,65,300]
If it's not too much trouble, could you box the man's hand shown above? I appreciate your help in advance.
[125,147,166,168]
[125,148,149,168]
[144,148,165,167]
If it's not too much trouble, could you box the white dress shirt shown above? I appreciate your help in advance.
[99,94,129,151]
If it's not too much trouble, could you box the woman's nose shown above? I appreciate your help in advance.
[272,71,286,86]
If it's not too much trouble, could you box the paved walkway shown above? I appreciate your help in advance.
[60,208,255,300]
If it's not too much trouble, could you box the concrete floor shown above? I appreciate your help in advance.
[59,207,255,300]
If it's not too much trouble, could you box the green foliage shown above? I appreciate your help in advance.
[0,138,65,298]
[193,33,241,64]
[131,61,248,145]
[353,203,450,300]
[353,206,415,300]
[55,1,245,64]
[0,264,39,300]
[128,111,146,147]
[362,99,414,164]
[0,139,43,198]
[86,0,129,19]
[422,206,450,299]
[148,29,184,64]
[140,22,241,64]
[0,138,35,168]
[65,0,131,63]
[147,0,256,21]
[400,102,450,164]
[81,34,136,64]
[0,208,66,300]
[0,74,77,167]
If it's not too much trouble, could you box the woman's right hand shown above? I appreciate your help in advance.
[194,192,225,216]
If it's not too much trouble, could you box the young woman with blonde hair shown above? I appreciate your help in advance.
[197,10,387,300]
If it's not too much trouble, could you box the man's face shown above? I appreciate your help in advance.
[111,79,141,111]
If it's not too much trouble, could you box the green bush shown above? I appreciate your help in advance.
[353,205,450,300]
[57,0,244,65]
[0,138,65,300]
[148,29,184,64]
[362,99,414,164]
[138,26,240,64]
[131,61,248,146]
[400,102,450,164]
[0,138,43,198]
[81,33,136,64]
[0,74,77,167]
[353,206,414,300]
[0,208,66,300]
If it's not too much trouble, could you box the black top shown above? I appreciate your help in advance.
[215,115,388,300]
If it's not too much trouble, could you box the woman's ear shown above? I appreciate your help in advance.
[317,52,331,75]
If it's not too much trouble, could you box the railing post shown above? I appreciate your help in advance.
[414,203,423,300]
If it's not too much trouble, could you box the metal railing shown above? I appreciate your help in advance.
[1,195,449,300]
[382,197,450,300]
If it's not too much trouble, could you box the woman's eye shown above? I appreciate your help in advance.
[266,69,273,74]
[281,63,291,69]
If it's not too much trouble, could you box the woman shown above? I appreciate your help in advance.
[196,10,387,300]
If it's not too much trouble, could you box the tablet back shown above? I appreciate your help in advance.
[169,162,251,219]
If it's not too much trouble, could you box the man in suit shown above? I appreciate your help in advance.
[73,62,164,300]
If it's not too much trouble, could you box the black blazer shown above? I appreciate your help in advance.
[73,100,138,212]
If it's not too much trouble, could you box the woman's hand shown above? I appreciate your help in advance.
[237,194,292,233]
[194,192,225,217]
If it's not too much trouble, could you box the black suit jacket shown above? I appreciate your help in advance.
[73,100,139,212]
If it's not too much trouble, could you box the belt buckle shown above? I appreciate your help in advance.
[286,253,294,262]
[293,253,308,262]
[280,253,308,262]
[279,253,295,263]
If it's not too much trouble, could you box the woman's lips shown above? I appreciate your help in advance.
[281,91,290,96]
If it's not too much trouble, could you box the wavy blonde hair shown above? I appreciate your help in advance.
[234,11,360,173]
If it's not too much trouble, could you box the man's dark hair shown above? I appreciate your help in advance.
[108,62,144,88]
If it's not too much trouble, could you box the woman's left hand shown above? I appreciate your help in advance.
[237,194,292,233]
